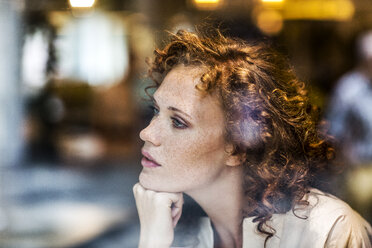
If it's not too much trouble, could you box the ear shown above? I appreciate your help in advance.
[225,144,245,167]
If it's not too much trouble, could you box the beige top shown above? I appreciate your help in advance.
[193,189,372,248]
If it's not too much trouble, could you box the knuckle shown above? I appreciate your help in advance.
[132,183,140,193]
[132,184,137,193]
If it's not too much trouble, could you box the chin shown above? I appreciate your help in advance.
[139,172,182,192]
[139,172,163,191]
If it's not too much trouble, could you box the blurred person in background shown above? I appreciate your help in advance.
[326,30,372,223]
[133,28,372,248]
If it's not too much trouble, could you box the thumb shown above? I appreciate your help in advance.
[170,193,183,227]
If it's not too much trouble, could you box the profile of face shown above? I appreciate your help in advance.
[139,65,238,193]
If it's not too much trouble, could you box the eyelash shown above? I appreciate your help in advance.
[149,105,159,116]
[149,105,188,129]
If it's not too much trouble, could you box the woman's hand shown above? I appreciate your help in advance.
[133,183,184,248]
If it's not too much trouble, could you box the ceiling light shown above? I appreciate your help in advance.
[261,0,283,2]
[69,0,95,8]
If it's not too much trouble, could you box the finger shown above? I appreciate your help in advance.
[171,204,181,218]
[170,194,183,216]
[132,182,143,194]
[172,208,183,227]
[171,194,183,227]
[168,193,184,209]
[157,192,183,208]
[173,193,184,208]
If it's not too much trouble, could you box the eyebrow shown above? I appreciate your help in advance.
[152,97,193,120]
[167,106,192,119]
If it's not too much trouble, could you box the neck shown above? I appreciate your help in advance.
[185,166,244,248]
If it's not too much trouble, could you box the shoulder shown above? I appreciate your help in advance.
[303,188,372,247]
[242,188,372,247]
[302,188,359,217]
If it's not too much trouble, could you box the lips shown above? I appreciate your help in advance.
[141,150,161,168]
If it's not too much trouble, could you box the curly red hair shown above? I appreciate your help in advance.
[147,28,335,244]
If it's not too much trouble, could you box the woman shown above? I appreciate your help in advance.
[133,29,372,248]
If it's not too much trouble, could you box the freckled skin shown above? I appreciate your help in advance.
[139,65,231,194]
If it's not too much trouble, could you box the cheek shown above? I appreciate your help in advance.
[140,129,227,192]
[166,131,224,165]
[163,131,227,186]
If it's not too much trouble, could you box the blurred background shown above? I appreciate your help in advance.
[0,0,372,247]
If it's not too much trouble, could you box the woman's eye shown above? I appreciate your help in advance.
[149,105,159,116]
[171,117,187,129]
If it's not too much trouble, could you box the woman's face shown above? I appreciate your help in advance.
[139,65,233,193]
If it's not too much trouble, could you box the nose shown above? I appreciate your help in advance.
[139,120,161,146]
